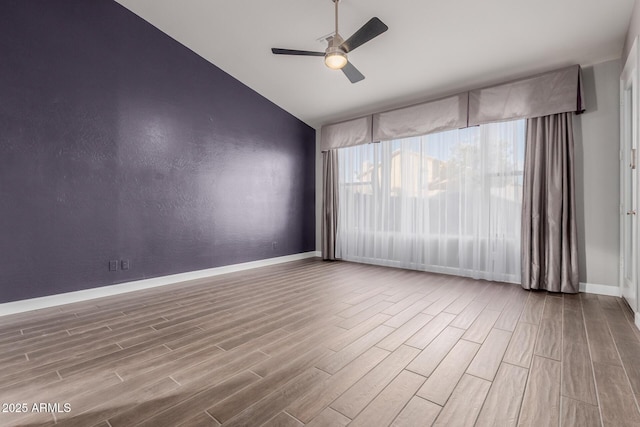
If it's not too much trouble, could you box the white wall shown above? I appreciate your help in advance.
[574,59,622,288]
[624,0,640,65]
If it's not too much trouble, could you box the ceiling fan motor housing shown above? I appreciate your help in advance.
[324,47,347,69]
[324,33,347,69]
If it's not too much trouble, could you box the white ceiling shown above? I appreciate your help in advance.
[115,0,634,128]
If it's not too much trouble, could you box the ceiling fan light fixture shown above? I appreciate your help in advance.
[271,0,388,83]
[325,50,347,70]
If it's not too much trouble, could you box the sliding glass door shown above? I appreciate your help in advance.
[336,120,525,283]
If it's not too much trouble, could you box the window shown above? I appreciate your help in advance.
[336,120,525,283]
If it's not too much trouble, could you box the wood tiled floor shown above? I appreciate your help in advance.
[1,259,640,426]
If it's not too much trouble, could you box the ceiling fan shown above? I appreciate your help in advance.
[271,0,388,83]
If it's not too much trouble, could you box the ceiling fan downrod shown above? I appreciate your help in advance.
[334,0,339,37]
[325,0,347,69]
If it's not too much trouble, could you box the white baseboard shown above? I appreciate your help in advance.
[0,251,321,317]
[579,282,621,297]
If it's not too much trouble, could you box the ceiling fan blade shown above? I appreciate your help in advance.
[340,17,388,53]
[271,48,325,57]
[342,61,365,84]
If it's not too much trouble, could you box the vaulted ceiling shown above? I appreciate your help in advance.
[115,0,634,128]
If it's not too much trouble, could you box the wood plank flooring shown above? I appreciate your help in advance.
[1,259,640,426]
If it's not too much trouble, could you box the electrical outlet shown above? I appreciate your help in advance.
[121,259,130,270]
[109,260,118,271]
[272,241,278,250]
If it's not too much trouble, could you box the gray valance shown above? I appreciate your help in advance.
[468,65,584,126]
[321,65,584,150]
[320,116,373,152]
[372,93,468,141]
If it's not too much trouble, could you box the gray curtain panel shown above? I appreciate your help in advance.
[322,150,339,261]
[521,112,579,293]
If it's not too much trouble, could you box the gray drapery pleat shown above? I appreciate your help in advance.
[521,112,579,293]
[322,150,339,260]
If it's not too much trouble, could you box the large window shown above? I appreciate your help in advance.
[336,119,525,283]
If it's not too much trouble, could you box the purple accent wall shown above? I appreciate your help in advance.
[0,0,316,303]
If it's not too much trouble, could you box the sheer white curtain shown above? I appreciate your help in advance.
[336,120,525,283]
